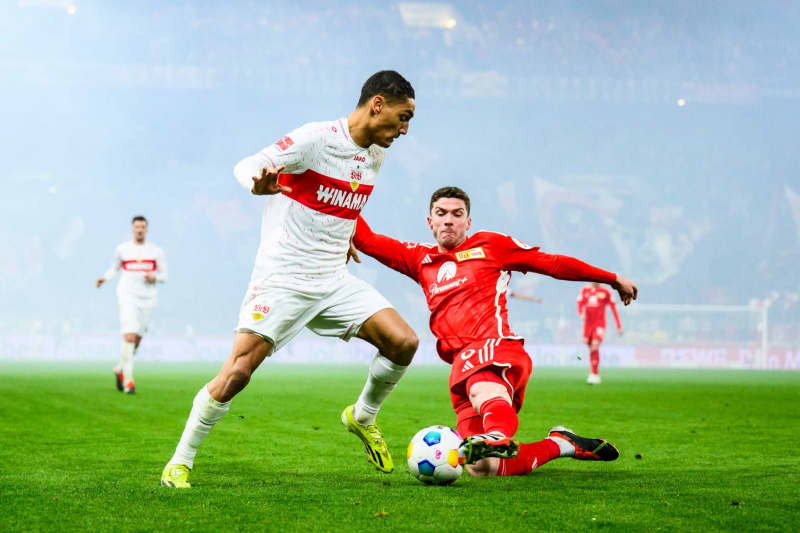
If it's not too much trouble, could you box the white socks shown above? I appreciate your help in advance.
[547,436,576,457]
[168,385,231,469]
[118,341,135,386]
[354,353,408,426]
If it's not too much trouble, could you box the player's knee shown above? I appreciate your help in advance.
[384,330,418,364]
[468,382,511,413]
[400,331,419,356]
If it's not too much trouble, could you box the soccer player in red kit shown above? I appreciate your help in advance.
[577,282,622,384]
[351,186,638,477]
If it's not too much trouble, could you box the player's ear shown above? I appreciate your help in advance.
[426,215,433,229]
[466,217,471,231]
[371,95,384,116]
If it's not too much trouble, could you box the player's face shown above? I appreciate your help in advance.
[132,221,148,242]
[428,198,471,251]
[370,96,414,148]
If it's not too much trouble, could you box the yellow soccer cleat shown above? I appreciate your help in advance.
[160,464,191,488]
[341,405,393,473]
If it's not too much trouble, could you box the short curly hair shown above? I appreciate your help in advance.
[357,70,415,106]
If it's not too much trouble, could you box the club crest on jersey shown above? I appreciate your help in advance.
[455,247,485,262]
[350,170,362,192]
[275,136,294,151]
[437,261,457,283]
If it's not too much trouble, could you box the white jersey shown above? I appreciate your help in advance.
[102,240,168,303]
[234,117,385,284]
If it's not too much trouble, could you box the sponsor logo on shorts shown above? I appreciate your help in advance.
[455,247,485,262]
[251,304,270,322]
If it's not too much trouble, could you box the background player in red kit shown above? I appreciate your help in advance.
[351,186,638,477]
[578,282,622,384]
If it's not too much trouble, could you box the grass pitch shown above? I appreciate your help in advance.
[1,362,798,532]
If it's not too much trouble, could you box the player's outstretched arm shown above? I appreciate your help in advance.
[497,237,638,305]
[352,216,421,281]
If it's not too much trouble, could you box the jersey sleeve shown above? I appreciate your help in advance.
[155,247,168,283]
[490,233,617,284]
[102,245,122,281]
[233,125,319,191]
[353,216,423,282]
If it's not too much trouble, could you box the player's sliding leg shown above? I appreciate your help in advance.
[457,371,520,464]
[342,308,418,473]
[471,428,618,476]
[548,426,619,461]
[161,332,271,488]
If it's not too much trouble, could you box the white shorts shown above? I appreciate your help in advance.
[119,298,155,336]
[235,273,392,353]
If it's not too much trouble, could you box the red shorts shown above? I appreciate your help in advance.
[449,339,533,434]
[583,324,605,344]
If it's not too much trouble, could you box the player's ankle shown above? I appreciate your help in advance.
[547,436,575,457]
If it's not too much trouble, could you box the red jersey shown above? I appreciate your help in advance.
[577,285,621,330]
[354,217,617,364]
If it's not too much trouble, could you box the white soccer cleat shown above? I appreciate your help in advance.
[586,373,602,385]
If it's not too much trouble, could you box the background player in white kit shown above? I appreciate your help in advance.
[161,71,419,488]
[96,215,168,395]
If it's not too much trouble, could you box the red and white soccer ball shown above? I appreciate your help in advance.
[407,425,463,485]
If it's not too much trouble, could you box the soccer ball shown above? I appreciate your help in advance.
[407,425,463,485]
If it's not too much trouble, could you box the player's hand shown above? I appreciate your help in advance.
[145,273,157,284]
[251,165,290,195]
[346,236,361,264]
[618,328,624,336]
[612,275,638,305]
[95,278,105,288]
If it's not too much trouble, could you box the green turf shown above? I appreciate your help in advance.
[1,363,798,532]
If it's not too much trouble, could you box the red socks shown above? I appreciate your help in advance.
[479,398,519,438]
[590,349,600,374]
[497,439,561,476]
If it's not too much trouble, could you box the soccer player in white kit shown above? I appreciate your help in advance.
[96,215,168,395]
[161,71,419,488]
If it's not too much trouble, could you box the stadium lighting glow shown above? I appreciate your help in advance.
[398,3,458,29]
[677,98,686,107]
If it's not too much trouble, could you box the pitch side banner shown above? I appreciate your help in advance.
[0,334,798,370]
